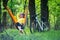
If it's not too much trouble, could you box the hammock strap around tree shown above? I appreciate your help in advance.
[5,5,18,24]
[3,0,18,24]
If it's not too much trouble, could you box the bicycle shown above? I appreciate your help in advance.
[30,14,49,33]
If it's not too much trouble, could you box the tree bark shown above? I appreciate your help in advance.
[2,12,7,29]
[55,15,60,30]
[0,0,1,24]
[29,0,36,33]
[3,0,8,29]
[0,0,3,32]
[41,0,49,30]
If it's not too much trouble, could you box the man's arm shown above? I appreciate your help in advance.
[24,7,28,17]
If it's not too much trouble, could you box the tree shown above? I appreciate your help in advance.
[0,0,1,24]
[0,0,3,32]
[41,0,49,30]
[55,11,60,30]
[3,0,8,29]
[29,0,36,33]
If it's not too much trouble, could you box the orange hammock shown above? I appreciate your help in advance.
[5,5,28,24]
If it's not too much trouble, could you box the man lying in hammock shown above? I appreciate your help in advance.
[3,4,28,33]
[16,13,26,33]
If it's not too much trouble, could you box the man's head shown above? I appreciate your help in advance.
[19,13,25,18]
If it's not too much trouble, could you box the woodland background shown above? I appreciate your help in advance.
[0,0,60,40]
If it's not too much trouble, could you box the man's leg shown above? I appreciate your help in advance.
[15,22,23,33]
[18,26,23,33]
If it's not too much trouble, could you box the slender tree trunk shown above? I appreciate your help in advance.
[0,0,3,32]
[0,0,1,24]
[29,0,36,33]
[3,0,8,29]
[41,0,49,30]
[2,12,7,29]
[55,15,60,30]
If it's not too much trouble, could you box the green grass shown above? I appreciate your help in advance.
[0,29,60,40]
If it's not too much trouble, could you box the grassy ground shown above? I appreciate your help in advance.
[0,29,60,40]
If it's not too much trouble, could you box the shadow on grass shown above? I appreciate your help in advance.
[0,34,14,40]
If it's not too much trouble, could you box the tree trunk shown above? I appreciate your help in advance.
[55,15,60,30]
[29,0,36,33]
[2,12,7,29]
[0,0,1,24]
[0,0,3,32]
[41,0,49,30]
[3,0,8,29]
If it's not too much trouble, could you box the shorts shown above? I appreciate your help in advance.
[15,22,24,30]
